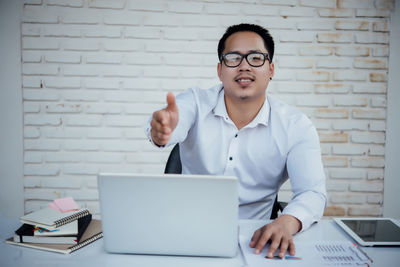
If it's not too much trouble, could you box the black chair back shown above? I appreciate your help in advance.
[164,144,283,219]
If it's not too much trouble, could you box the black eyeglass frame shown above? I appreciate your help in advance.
[220,52,271,68]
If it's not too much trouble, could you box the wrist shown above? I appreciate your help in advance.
[276,214,302,234]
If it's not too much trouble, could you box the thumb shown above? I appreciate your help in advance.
[166,92,178,114]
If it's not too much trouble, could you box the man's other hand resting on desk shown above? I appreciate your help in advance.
[250,214,301,258]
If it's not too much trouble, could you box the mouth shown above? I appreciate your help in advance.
[235,76,255,87]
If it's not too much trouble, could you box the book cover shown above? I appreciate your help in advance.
[13,214,92,244]
[6,219,102,254]
[20,207,90,230]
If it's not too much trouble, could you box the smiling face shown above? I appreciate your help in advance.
[217,31,274,104]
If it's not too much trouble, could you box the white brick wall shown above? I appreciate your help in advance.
[21,0,394,217]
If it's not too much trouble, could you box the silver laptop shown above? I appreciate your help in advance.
[98,173,238,257]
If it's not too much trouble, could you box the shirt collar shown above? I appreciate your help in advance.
[213,86,228,119]
[212,85,270,128]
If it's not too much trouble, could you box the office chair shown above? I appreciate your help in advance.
[164,144,285,219]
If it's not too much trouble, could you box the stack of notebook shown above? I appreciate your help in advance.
[6,203,102,254]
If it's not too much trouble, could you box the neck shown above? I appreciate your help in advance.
[224,94,266,130]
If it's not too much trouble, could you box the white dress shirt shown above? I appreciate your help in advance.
[146,84,326,231]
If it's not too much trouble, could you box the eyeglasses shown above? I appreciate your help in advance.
[221,52,270,68]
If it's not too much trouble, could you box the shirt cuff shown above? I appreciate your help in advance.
[281,195,326,232]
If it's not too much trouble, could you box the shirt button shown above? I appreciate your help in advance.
[229,157,233,161]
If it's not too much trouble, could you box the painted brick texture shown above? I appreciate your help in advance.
[21,0,393,217]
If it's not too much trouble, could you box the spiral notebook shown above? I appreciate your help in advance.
[13,214,92,244]
[20,208,90,230]
[6,219,103,254]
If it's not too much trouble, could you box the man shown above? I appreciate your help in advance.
[146,23,326,258]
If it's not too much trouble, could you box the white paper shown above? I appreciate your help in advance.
[239,235,371,267]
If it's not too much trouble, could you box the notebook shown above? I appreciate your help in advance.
[13,214,92,244]
[6,219,103,254]
[20,207,90,230]
[98,173,239,257]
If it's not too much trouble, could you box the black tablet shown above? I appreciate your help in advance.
[334,217,400,246]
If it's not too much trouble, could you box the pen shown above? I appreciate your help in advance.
[285,255,302,260]
[266,255,302,260]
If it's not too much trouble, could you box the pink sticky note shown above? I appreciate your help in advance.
[48,202,62,212]
[53,197,80,213]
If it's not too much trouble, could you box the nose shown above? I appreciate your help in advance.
[238,56,251,71]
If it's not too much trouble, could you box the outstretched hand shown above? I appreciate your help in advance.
[150,92,179,146]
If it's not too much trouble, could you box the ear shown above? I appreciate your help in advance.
[269,62,275,79]
[217,62,222,81]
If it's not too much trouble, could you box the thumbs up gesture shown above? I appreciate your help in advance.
[150,92,179,146]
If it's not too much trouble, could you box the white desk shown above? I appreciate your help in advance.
[240,220,400,267]
[1,215,399,267]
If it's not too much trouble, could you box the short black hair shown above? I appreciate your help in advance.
[217,23,274,63]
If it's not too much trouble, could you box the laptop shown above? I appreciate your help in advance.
[98,173,239,257]
[334,217,400,246]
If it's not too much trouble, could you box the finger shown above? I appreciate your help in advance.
[153,110,170,126]
[250,228,263,248]
[151,118,171,133]
[150,118,162,131]
[150,129,162,145]
[152,132,170,146]
[254,230,272,255]
[278,237,289,258]
[288,239,296,256]
[166,92,178,113]
[266,236,281,259]
[150,121,170,136]
[154,128,170,139]
[157,136,170,145]
[151,123,171,145]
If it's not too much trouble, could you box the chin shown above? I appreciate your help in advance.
[239,95,250,100]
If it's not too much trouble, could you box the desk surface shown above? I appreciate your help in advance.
[1,215,399,267]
